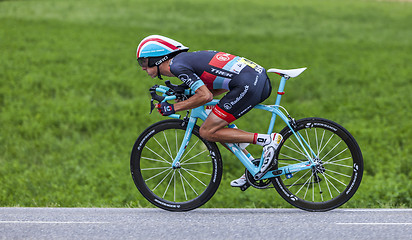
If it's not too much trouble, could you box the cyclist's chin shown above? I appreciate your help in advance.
[147,72,156,78]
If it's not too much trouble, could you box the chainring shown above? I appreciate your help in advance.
[245,159,273,189]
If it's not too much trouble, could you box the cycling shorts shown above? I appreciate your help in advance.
[212,68,272,123]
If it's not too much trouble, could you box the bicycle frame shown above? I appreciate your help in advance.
[154,76,318,180]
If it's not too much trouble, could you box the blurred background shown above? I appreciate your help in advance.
[1,0,411,208]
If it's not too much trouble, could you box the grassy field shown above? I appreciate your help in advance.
[1,0,411,208]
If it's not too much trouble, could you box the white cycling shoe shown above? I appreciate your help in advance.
[231,133,283,188]
[230,174,247,187]
[261,133,283,174]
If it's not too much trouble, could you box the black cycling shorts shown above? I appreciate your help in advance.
[212,68,272,123]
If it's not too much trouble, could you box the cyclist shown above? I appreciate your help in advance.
[136,35,282,188]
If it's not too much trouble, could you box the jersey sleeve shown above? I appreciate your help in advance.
[170,61,205,92]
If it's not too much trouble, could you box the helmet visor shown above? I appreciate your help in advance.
[137,57,149,67]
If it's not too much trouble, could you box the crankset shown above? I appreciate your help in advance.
[245,159,274,189]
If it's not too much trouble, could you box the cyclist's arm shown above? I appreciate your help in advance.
[173,85,213,112]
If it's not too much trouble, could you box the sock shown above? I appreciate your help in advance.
[253,133,271,146]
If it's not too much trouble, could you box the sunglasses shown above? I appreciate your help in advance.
[137,58,149,68]
[138,57,160,68]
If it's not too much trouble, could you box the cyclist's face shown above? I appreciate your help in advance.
[141,65,158,78]
[138,57,158,78]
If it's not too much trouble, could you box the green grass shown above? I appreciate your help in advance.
[1,0,411,208]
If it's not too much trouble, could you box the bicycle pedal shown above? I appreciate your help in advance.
[240,183,250,191]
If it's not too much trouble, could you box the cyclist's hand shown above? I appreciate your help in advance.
[156,102,175,116]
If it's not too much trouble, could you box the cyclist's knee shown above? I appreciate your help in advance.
[200,113,228,142]
[199,126,214,141]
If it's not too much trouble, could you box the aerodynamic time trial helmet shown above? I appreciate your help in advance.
[136,35,189,68]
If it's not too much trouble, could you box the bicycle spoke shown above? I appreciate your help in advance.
[152,136,173,160]
[181,168,208,186]
[324,171,334,199]
[182,161,210,166]
[312,173,315,202]
[323,171,346,187]
[327,156,352,164]
[295,173,313,196]
[141,156,171,164]
[303,174,311,200]
[283,142,307,159]
[180,171,199,196]
[178,169,188,201]
[322,172,340,194]
[145,168,171,182]
[279,161,292,166]
[163,131,173,159]
[182,167,212,176]
[181,149,208,164]
[315,128,319,156]
[325,161,352,168]
[305,129,311,150]
[317,130,326,157]
[287,170,311,188]
[323,148,348,164]
[141,166,170,171]
[317,174,324,202]
[181,138,201,163]
[144,146,171,164]
[326,168,351,178]
[320,140,342,162]
[152,168,173,191]
[318,134,334,157]
[175,129,179,156]
[280,151,305,163]
[162,170,176,198]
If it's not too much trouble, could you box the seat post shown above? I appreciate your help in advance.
[274,75,289,107]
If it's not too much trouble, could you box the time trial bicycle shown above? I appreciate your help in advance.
[130,67,363,212]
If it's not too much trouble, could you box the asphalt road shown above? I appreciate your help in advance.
[0,208,411,239]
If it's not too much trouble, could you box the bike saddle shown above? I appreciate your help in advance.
[267,68,307,78]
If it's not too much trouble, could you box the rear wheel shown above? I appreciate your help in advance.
[130,119,222,211]
[272,118,363,211]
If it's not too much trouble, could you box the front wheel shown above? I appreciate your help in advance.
[272,118,363,211]
[130,119,222,211]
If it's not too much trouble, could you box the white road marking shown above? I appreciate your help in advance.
[342,209,412,212]
[0,221,110,224]
[336,223,412,225]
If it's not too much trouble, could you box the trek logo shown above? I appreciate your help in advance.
[211,68,233,78]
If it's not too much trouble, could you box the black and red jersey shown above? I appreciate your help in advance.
[170,51,264,91]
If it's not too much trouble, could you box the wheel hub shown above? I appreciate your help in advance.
[172,162,181,169]
[313,158,325,173]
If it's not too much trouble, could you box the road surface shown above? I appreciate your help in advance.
[0,208,411,239]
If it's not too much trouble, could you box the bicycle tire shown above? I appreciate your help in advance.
[272,118,363,211]
[130,119,222,211]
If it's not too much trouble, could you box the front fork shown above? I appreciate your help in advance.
[171,105,208,169]
[171,116,197,169]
